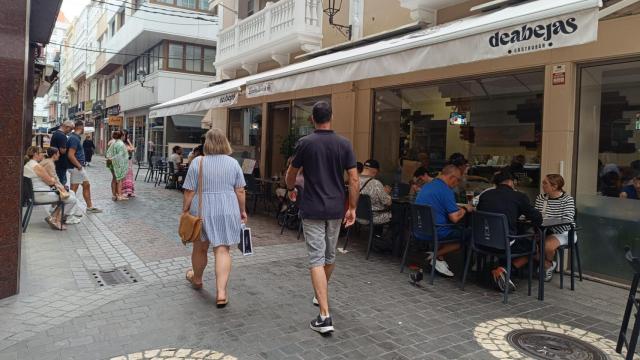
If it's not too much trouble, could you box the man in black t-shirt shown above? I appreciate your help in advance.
[50,120,75,185]
[286,101,358,334]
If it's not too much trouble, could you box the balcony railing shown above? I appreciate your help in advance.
[216,0,322,70]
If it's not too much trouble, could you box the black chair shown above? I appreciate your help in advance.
[135,161,151,181]
[342,195,374,258]
[557,208,583,289]
[154,160,168,187]
[616,247,640,360]
[22,177,65,233]
[279,187,303,239]
[397,183,411,197]
[244,174,266,214]
[400,204,465,285]
[461,211,536,304]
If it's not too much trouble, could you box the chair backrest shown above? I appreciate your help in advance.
[410,204,437,240]
[471,210,510,251]
[244,174,259,191]
[22,177,34,206]
[397,183,411,197]
[356,194,373,222]
[168,161,175,174]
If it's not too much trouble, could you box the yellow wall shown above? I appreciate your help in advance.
[362,0,412,36]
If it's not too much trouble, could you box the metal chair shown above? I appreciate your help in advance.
[154,159,168,187]
[135,161,151,181]
[22,177,65,232]
[400,204,465,285]
[557,208,583,290]
[342,195,376,258]
[461,211,536,304]
[244,174,266,214]
[616,246,640,360]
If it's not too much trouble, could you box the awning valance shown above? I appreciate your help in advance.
[245,0,601,97]
[148,79,244,118]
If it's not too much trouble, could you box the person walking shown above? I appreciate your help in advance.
[67,120,102,213]
[285,101,359,334]
[121,130,136,197]
[183,128,247,308]
[106,130,129,201]
[83,135,95,167]
[50,120,75,186]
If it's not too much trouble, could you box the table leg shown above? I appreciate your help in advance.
[538,228,546,301]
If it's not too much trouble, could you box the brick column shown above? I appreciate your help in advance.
[0,0,30,299]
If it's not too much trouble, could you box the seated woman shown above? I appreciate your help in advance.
[24,146,82,230]
[186,145,203,167]
[534,174,576,282]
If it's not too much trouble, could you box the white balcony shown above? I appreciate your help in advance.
[215,0,323,79]
[97,3,218,75]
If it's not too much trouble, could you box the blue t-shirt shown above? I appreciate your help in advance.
[622,184,639,200]
[291,130,356,220]
[415,178,459,239]
[50,130,68,170]
[67,132,86,166]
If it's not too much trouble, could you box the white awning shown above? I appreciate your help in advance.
[170,115,204,128]
[246,0,601,97]
[148,78,245,118]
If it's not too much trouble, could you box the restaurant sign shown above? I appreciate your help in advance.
[106,104,121,116]
[246,81,274,98]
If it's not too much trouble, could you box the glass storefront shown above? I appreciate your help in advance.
[266,96,330,178]
[372,71,544,200]
[229,106,262,177]
[576,59,640,283]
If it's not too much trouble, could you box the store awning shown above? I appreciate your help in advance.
[246,0,601,97]
[148,78,245,118]
[170,115,204,128]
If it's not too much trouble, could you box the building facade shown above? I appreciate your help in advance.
[153,0,640,284]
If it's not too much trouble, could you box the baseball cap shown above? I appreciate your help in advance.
[364,159,380,169]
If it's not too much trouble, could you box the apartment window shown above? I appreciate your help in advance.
[109,76,117,96]
[117,9,125,30]
[177,0,196,9]
[168,43,184,69]
[110,20,116,37]
[118,71,124,89]
[185,45,201,72]
[197,0,209,11]
[155,0,174,4]
[203,47,215,74]
[126,61,136,84]
[247,0,256,16]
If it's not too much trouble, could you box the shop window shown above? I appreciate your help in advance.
[575,60,640,283]
[229,106,262,175]
[372,71,544,200]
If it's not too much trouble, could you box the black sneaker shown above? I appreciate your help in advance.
[310,315,334,334]
[492,267,516,293]
[410,269,424,283]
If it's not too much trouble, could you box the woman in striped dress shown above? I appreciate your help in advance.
[534,174,576,282]
[183,128,247,307]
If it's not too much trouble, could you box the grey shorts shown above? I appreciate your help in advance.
[69,167,89,184]
[302,219,342,268]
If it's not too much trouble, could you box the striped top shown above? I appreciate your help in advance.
[534,192,575,234]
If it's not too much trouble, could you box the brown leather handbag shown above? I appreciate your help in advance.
[179,158,203,245]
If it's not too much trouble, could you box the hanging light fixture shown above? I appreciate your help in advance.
[324,0,352,40]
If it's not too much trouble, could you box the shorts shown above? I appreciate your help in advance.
[70,167,89,185]
[302,218,342,268]
[549,231,577,247]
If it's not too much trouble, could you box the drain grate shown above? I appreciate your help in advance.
[89,267,140,287]
[506,329,608,360]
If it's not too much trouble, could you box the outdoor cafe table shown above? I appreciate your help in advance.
[537,217,576,301]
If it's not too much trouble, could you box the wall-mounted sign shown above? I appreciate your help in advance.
[246,81,274,98]
[108,116,123,127]
[106,104,121,116]
[552,64,566,85]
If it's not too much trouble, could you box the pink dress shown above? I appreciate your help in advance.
[121,143,135,197]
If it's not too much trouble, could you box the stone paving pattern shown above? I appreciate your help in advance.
[0,157,636,360]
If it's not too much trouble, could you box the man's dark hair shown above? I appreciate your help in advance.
[414,166,428,178]
[448,152,468,167]
[74,120,85,128]
[312,101,332,124]
[172,145,181,153]
[493,169,515,186]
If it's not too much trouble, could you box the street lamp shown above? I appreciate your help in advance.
[324,0,352,40]
[137,69,155,92]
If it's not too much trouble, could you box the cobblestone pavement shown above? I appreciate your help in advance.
[1,157,636,360]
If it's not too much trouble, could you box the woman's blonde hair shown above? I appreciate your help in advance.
[203,128,232,155]
[546,174,565,192]
[24,146,42,163]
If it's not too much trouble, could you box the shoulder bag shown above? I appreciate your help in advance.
[179,158,204,245]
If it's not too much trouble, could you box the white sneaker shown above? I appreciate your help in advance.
[312,296,319,306]
[545,261,557,282]
[434,259,454,277]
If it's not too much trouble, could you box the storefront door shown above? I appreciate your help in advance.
[267,102,291,178]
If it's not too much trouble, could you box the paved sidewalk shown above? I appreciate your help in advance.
[1,157,636,360]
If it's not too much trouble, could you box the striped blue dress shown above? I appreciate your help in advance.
[183,155,246,247]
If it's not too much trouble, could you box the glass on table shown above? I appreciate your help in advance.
[465,190,474,204]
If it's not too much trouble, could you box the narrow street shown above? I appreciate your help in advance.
[0,158,631,360]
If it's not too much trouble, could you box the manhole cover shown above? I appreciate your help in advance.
[89,267,140,287]
[506,329,608,360]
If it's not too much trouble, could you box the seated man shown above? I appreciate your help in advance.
[620,173,640,200]
[411,166,432,194]
[358,159,392,226]
[476,170,542,292]
[413,165,473,278]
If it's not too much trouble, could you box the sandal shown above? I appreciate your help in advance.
[216,297,228,308]
[45,217,63,230]
[185,269,202,290]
